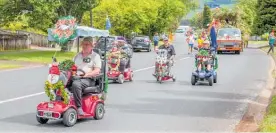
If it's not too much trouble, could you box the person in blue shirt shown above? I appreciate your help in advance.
[267,31,275,54]
[153,32,160,51]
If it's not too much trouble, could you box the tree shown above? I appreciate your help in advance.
[0,0,100,32]
[253,0,276,35]
[234,0,257,34]
[202,4,212,28]
[190,13,203,29]
[85,0,196,37]
[191,0,258,36]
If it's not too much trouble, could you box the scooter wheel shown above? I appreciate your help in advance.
[191,75,196,85]
[129,72,133,81]
[63,108,77,127]
[94,103,105,120]
[208,77,213,86]
[118,74,124,84]
[157,77,162,83]
[213,73,217,83]
[172,76,176,82]
[36,116,48,124]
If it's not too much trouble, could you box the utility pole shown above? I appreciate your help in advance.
[90,10,93,27]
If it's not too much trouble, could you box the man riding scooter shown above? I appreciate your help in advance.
[72,37,102,115]
[153,37,176,76]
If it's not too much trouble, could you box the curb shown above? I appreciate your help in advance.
[234,47,276,132]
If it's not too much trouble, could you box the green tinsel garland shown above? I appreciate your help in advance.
[45,80,69,104]
[58,59,75,71]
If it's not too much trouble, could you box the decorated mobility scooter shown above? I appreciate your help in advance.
[191,46,218,86]
[36,16,110,127]
[153,49,176,83]
[106,42,133,84]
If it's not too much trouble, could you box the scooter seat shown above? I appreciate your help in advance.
[83,86,100,94]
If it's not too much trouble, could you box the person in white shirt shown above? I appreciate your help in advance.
[186,32,195,54]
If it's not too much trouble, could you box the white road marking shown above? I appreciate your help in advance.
[0,92,45,105]
[0,65,45,73]
[0,56,190,105]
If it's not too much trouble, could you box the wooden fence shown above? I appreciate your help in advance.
[0,29,50,51]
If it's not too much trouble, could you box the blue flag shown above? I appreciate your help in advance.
[106,17,111,30]
[210,26,217,49]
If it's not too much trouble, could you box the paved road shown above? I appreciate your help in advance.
[0,34,271,132]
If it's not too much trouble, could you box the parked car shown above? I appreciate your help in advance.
[95,36,133,57]
[131,36,152,52]
[175,28,185,33]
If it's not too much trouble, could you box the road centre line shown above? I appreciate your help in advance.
[0,56,190,105]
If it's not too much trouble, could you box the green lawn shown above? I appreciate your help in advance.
[0,51,76,64]
[0,64,22,70]
[259,96,276,132]
[249,41,268,45]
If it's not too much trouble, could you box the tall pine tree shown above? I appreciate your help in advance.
[203,4,212,29]
[254,0,276,35]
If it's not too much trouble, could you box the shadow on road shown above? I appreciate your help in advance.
[0,112,96,128]
[107,97,245,119]
[150,89,249,100]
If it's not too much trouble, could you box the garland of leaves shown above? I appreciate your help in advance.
[195,49,209,70]
[45,80,69,104]
[44,59,75,104]
[58,59,75,71]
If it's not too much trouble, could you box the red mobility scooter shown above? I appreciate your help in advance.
[37,16,110,127]
[107,46,133,84]
[36,57,106,127]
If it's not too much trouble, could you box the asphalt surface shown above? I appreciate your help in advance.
[0,34,271,132]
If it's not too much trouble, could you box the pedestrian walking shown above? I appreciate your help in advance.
[267,30,275,54]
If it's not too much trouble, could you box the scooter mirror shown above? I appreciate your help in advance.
[52,57,57,62]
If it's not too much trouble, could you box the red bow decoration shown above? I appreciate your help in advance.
[71,64,77,71]
[49,65,60,75]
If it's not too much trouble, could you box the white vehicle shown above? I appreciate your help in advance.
[178,26,190,32]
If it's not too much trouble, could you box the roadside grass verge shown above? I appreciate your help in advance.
[249,41,268,45]
[259,96,276,132]
[0,64,23,70]
[259,47,276,132]
[0,51,76,64]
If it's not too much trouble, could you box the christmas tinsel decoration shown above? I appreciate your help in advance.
[50,16,77,45]
[58,59,75,71]
[45,80,69,104]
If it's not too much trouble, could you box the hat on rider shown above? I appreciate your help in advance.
[82,36,93,45]
[163,37,169,41]
[117,37,126,43]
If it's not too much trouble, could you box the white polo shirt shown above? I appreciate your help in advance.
[73,51,102,74]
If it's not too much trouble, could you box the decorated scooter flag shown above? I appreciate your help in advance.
[105,16,111,30]
[50,16,77,45]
